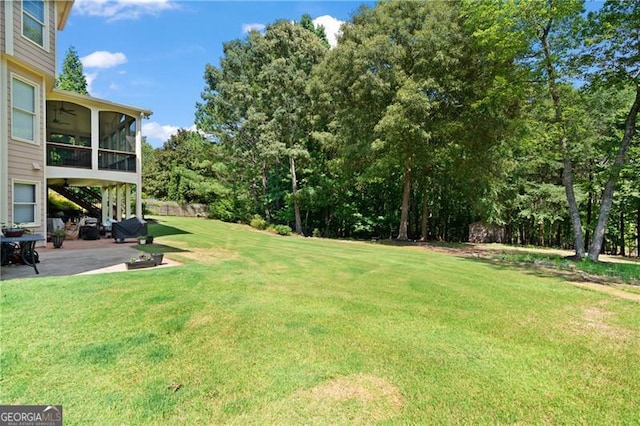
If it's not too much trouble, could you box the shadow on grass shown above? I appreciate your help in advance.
[147,222,191,238]
[376,239,475,249]
[135,243,189,254]
[459,254,639,288]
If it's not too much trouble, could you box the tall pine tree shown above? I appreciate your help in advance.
[56,46,89,95]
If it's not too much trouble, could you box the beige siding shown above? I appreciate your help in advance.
[1,1,6,54]
[11,1,56,78]
[6,64,46,234]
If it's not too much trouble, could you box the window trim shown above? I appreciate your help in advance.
[12,180,41,227]
[11,74,39,145]
[21,0,48,49]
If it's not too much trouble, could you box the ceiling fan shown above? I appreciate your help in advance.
[59,102,76,116]
[52,109,70,125]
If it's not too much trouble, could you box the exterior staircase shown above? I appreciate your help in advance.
[49,185,102,218]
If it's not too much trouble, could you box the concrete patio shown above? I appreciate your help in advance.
[0,237,180,281]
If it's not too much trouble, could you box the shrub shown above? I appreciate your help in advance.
[208,199,235,222]
[312,228,322,238]
[250,215,268,230]
[268,224,292,236]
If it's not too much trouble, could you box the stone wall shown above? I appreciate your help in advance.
[144,199,209,217]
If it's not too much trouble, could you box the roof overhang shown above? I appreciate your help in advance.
[57,1,75,30]
[49,88,153,118]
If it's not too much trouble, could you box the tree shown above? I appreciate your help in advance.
[533,0,587,259]
[583,0,640,261]
[483,0,588,257]
[311,0,521,240]
[143,129,230,208]
[196,19,328,234]
[56,46,89,95]
[299,14,330,48]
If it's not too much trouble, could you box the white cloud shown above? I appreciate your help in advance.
[142,121,180,146]
[313,15,344,48]
[81,51,127,69]
[84,72,98,95]
[73,0,181,21]
[242,23,266,34]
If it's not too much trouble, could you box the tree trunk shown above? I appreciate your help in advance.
[636,201,640,258]
[588,86,640,261]
[397,162,412,241]
[586,174,593,249]
[619,210,626,257]
[562,152,585,256]
[420,192,429,242]
[325,206,332,237]
[538,221,544,247]
[289,156,303,235]
[541,25,585,259]
[261,161,271,222]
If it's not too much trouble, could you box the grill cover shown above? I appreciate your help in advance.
[112,217,148,242]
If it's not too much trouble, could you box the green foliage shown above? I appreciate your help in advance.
[196,18,329,235]
[299,13,330,48]
[143,129,234,210]
[268,224,292,236]
[207,198,235,222]
[180,1,640,252]
[48,191,81,213]
[581,0,640,260]
[55,46,89,95]
[250,215,268,230]
[309,0,524,240]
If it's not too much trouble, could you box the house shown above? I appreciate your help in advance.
[1,0,151,244]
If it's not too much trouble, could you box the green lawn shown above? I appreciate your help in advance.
[1,216,639,424]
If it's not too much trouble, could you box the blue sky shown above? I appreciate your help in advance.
[57,0,373,148]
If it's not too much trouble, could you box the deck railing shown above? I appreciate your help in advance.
[46,144,137,172]
[46,144,91,169]
[98,150,136,172]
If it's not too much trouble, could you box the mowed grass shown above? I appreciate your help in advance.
[1,216,639,424]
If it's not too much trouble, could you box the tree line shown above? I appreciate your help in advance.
[142,1,640,261]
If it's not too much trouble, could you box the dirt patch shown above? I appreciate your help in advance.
[185,313,214,329]
[286,374,403,423]
[246,374,403,424]
[162,242,239,265]
[307,374,403,406]
[569,282,640,303]
[568,305,631,341]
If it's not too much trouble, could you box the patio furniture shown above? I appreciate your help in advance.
[102,218,115,238]
[112,217,148,243]
[0,234,45,274]
[81,217,100,240]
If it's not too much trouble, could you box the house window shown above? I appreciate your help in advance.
[23,0,46,46]
[11,77,37,143]
[13,182,39,225]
